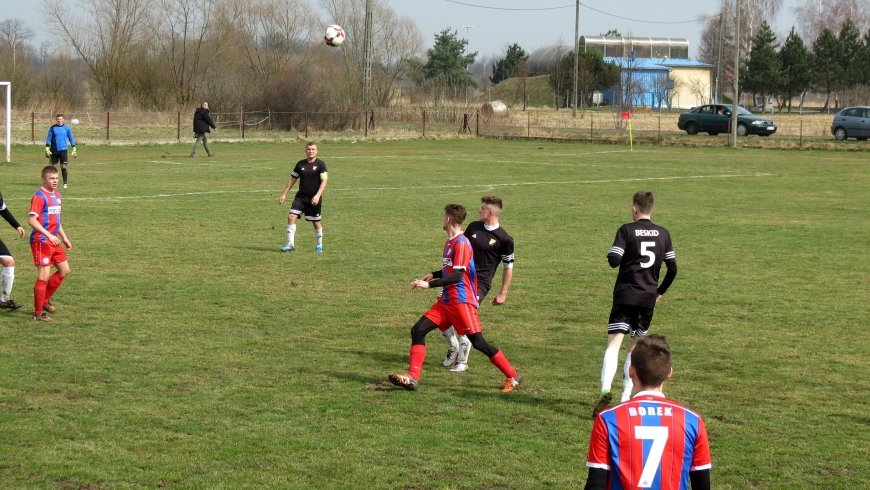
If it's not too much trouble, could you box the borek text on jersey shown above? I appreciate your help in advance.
[628,406,673,417]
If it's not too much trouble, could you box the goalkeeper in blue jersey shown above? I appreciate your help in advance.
[45,114,76,189]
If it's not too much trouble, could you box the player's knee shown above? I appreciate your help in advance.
[410,317,436,344]
[467,333,498,357]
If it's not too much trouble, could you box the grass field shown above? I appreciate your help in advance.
[0,139,868,489]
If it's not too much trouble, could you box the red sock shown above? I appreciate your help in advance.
[489,350,518,379]
[33,279,48,315]
[45,272,65,302]
[408,344,427,381]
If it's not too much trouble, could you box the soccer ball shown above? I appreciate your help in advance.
[324,25,345,47]
[70,118,80,124]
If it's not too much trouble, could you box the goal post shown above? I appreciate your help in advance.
[1,81,9,163]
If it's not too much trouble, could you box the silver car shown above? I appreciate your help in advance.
[831,106,870,140]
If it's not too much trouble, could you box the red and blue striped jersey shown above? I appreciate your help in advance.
[29,188,62,244]
[439,234,478,307]
[586,391,711,490]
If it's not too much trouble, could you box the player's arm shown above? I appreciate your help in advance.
[655,254,678,302]
[689,469,711,490]
[278,176,298,204]
[607,228,626,268]
[0,207,25,237]
[492,243,515,305]
[411,269,463,290]
[582,468,608,490]
[56,224,72,250]
[28,214,61,247]
[311,171,328,206]
[67,127,76,148]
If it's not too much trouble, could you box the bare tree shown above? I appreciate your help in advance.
[229,0,320,88]
[0,19,35,68]
[320,0,424,108]
[792,0,870,45]
[41,0,150,108]
[147,0,237,106]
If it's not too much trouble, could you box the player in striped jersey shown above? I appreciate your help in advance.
[585,334,711,490]
[388,204,522,393]
[594,191,677,417]
[441,196,515,373]
[28,166,73,322]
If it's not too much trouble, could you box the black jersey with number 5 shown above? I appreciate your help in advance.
[464,221,515,299]
[607,219,677,308]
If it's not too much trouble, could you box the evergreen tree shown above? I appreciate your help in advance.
[838,19,864,89]
[415,29,478,89]
[812,28,844,111]
[742,21,780,110]
[548,50,619,108]
[490,43,527,85]
[778,28,813,113]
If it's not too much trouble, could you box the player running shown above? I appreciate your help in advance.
[388,204,522,393]
[441,196,515,373]
[278,142,328,253]
[593,190,677,417]
[584,334,711,490]
[45,114,76,189]
[29,166,73,322]
[0,189,27,310]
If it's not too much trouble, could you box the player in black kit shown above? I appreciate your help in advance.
[592,190,677,418]
[441,196,515,372]
[278,142,328,253]
[0,190,27,310]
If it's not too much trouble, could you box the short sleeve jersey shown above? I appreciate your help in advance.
[586,392,712,490]
[608,219,675,308]
[291,158,328,198]
[464,221,514,298]
[30,188,62,244]
[439,234,478,307]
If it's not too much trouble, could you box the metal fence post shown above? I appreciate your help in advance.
[106,112,110,141]
[177,111,181,141]
[475,111,479,136]
[31,112,34,141]
[241,110,245,140]
[800,119,803,148]
[305,112,309,138]
[364,110,368,137]
[590,114,593,141]
[423,111,426,137]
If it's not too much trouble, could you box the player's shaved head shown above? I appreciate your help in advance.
[631,334,672,388]
[444,204,467,225]
[42,166,58,178]
[481,196,503,215]
[633,190,655,215]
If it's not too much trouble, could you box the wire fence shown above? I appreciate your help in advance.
[0,108,848,147]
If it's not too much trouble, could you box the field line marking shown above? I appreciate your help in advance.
[5,173,772,202]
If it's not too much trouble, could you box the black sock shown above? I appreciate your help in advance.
[61,168,68,184]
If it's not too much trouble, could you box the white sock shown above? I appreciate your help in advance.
[601,346,620,391]
[456,335,472,364]
[621,352,633,402]
[1,266,13,302]
[442,326,459,351]
[286,224,296,246]
[314,227,323,247]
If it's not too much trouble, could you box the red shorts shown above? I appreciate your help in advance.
[31,241,67,267]
[423,301,482,336]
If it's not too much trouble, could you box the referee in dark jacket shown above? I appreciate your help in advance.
[190,102,216,157]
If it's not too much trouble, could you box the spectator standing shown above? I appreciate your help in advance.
[191,102,216,157]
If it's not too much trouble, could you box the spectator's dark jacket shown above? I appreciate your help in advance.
[193,107,216,133]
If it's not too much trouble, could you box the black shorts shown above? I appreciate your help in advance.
[289,196,322,221]
[50,150,69,165]
[0,239,11,258]
[607,304,655,336]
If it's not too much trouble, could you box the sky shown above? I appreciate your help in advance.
[2,0,805,60]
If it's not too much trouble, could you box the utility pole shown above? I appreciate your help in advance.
[731,0,740,147]
[463,25,473,105]
[572,0,579,117]
[363,0,373,109]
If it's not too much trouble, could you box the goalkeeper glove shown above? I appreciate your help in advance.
[45,146,51,158]
[71,147,77,158]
